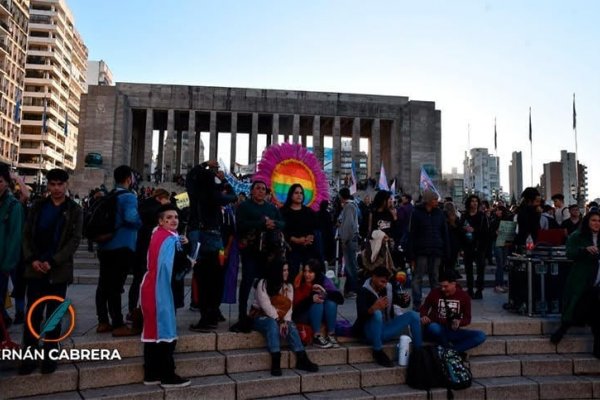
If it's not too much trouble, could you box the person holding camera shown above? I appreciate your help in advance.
[352,266,423,367]
[419,271,486,354]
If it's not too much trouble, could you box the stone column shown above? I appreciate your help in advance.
[312,116,322,162]
[209,111,217,161]
[230,112,238,172]
[352,117,360,161]
[249,112,258,164]
[333,116,341,184]
[157,130,165,182]
[166,109,174,181]
[271,114,279,145]
[390,119,401,184]
[292,114,300,144]
[175,130,182,175]
[370,118,381,179]
[188,111,197,166]
[144,108,153,181]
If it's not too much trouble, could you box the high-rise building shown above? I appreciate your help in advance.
[463,148,500,200]
[86,59,112,87]
[539,150,587,205]
[18,0,87,185]
[0,0,29,166]
[540,162,562,201]
[508,151,523,203]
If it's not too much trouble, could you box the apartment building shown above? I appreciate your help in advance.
[19,0,87,185]
[0,0,29,166]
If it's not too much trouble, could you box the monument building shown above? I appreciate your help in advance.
[73,83,441,195]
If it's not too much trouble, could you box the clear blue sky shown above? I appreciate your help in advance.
[70,0,600,200]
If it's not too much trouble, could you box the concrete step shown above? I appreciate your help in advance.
[8,368,600,399]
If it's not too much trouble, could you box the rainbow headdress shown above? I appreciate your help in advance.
[253,143,329,211]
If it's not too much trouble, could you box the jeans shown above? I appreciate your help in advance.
[493,246,507,286]
[342,238,359,293]
[363,310,423,351]
[424,322,487,352]
[254,317,304,353]
[295,300,338,334]
[22,277,68,349]
[412,256,441,309]
[239,249,260,319]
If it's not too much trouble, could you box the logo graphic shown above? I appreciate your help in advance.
[26,295,75,343]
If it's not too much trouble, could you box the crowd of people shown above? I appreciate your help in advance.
[1,159,600,389]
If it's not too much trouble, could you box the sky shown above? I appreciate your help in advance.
[69,0,600,199]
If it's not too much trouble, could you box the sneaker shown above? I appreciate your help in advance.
[326,335,340,348]
[313,335,332,349]
[96,322,113,333]
[160,374,191,388]
[473,290,483,300]
[372,349,393,368]
[40,359,58,374]
[17,361,37,375]
[494,285,507,294]
[190,320,217,333]
[143,376,161,385]
[344,291,357,299]
[189,305,200,312]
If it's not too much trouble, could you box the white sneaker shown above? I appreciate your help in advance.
[313,335,332,348]
[326,335,340,348]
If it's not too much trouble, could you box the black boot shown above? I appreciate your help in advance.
[550,323,570,345]
[295,351,318,372]
[270,352,282,376]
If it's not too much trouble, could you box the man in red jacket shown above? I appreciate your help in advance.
[419,271,486,353]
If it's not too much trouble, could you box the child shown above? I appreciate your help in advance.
[140,204,192,388]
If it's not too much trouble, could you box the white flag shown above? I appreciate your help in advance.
[379,164,389,191]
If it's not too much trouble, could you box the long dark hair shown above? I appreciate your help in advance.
[283,183,304,209]
[372,190,391,211]
[265,257,288,296]
[579,208,600,238]
[299,259,324,287]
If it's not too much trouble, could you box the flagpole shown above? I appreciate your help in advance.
[573,93,579,205]
[529,107,533,187]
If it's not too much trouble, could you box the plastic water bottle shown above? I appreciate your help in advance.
[464,220,473,242]
[398,335,412,366]
[526,234,534,255]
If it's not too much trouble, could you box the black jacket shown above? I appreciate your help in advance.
[407,204,449,260]
[23,197,83,284]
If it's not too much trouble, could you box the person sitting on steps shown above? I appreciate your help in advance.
[250,257,319,376]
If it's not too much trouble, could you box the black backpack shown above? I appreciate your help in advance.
[406,345,472,399]
[84,190,127,243]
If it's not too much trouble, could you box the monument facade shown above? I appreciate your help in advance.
[73,83,441,195]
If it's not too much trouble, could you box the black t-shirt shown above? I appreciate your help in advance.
[370,209,395,237]
[561,218,581,235]
[281,206,318,249]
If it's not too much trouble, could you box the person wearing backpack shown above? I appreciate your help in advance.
[19,169,83,375]
[95,165,142,336]
[419,270,486,354]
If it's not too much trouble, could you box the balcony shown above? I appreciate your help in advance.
[0,1,9,17]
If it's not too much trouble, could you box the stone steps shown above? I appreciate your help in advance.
[4,334,599,399]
